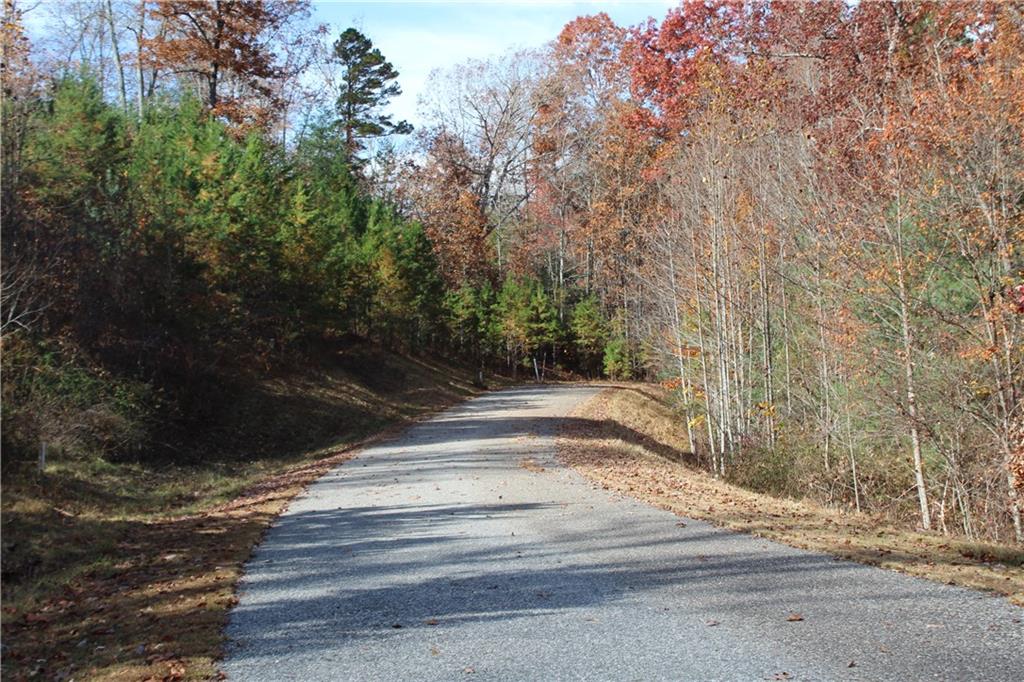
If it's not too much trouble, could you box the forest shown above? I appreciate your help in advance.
[2,0,1022,549]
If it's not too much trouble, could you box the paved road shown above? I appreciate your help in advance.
[225,385,1023,681]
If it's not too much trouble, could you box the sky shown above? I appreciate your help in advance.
[311,1,674,126]
[24,1,675,128]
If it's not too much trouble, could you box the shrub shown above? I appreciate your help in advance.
[1,337,158,465]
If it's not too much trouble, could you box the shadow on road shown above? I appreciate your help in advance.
[230,499,943,659]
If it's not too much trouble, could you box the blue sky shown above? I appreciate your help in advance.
[26,1,674,126]
[312,1,674,125]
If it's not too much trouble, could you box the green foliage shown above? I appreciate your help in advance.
[571,296,609,377]
[524,287,560,353]
[362,202,446,348]
[726,427,916,515]
[495,277,561,367]
[331,27,412,157]
[1,338,158,464]
[2,72,616,471]
[726,442,800,499]
[23,75,126,220]
[602,337,630,379]
[1,74,453,466]
[445,281,502,363]
[16,76,130,342]
[280,120,370,330]
[602,316,638,380]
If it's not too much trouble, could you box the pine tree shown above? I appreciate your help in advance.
[570,296,608,378]
[331,27,412,158]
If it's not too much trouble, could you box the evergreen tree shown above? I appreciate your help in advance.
[19,76,129,344]
[523,287,559,363]
[331,27,412,158]
[494,277,560,377]
[570,296,608,378]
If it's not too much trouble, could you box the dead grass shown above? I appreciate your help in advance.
[1,345,485,681]
[557,384,1024,606]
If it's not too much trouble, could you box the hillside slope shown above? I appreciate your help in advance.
[1,342,482,680]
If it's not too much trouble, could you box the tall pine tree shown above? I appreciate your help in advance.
[332,28,412,159]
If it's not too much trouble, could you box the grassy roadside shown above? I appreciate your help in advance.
[557,384,1024,606]
[1,345,485,681]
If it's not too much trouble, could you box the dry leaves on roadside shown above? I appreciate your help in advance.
[556,386,1024,605]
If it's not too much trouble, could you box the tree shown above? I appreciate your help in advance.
[145,0,311,127]
[330,27,411,158]
[362,202,445,349]
[2,0,50,339]
[523,286,560,371]
[10,0,1024,547]
[417,51,541,269]
[570,296,608,377]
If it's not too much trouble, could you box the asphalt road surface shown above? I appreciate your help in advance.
[224,385,1023,681]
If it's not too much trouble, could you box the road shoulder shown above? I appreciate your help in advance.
[557,384,1024,606]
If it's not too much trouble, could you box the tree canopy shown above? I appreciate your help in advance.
[3,0,1022,546]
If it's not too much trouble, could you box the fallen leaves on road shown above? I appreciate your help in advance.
[786,613,805,622]
[519,458,546,473]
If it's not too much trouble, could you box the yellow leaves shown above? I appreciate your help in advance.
[199,152,221,180]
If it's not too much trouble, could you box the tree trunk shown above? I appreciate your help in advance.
[778,238,793,416]
[894,203,931,531]
[814,255,832,472]
[690,222,718,474]
[667,249,695,455]
[208,1,223,109]
[105,0,128,114]
[134,2,145,120]
[846,406,861,513]
[758,228,775,449]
